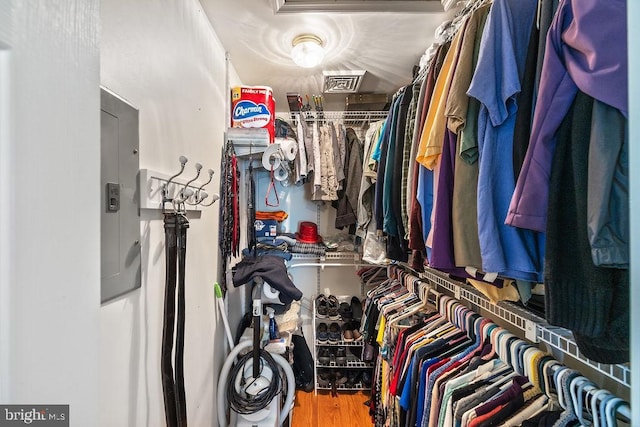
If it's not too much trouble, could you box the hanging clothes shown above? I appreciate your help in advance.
[449,4,490,271]
[466,0,543,283]
[334,127,363,230]
[386,84,413,257]
[409,42,449,263]
[295,115,308,183]
[365,266,630,427]
[356,120,385,238]
[312,122,339,201]
[415,22,466,171]
[401,82,422,233]
[506,0,628,233]
[544,90,629,364]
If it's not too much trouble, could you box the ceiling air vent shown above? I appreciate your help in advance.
[323,70,366,94]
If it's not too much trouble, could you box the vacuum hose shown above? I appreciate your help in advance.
[217,340,295,427]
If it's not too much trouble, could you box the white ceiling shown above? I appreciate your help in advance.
[199,0,454,111]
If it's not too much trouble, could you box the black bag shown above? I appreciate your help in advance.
[291,334,314,392]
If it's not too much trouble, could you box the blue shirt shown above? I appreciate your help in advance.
[416,358,441,427]
[417,164,434,257]
[466,0,543,282]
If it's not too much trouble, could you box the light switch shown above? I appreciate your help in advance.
[106,182,120,212]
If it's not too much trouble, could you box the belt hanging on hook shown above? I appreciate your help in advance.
[160,157,193,427]
[161,211,189,427]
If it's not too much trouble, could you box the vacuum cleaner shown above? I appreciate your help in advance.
[216,281,295,427]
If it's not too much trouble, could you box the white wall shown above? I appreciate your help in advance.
[0,0,101,425]
[100,0,240,425]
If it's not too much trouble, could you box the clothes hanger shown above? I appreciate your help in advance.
[571,376,597,426]
[522,346,544,388]
[555,367,580,411]
[367,277,399,299]
[589,389,610,427]
[536,356,559,397]
[386,287,432,328]
[382,298,423,329]
[605,397,629,427]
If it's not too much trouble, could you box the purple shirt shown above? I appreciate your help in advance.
[506,0,628,232]
[430,129,470,278]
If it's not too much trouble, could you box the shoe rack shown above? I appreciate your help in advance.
[313,296,374,394]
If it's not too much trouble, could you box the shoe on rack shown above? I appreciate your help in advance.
[361,371,372,388]
[317,369,330,387]
[346,370,361,387]
[351,296,363,320]
[335,347,347,365]
[348,345,363,359]
[342,322,354,342]
[316,322,328,343]
[315,294,328,318]
[327,295,340,320]
[328,322,341,344]
[351,320,363,341]
[338,301,353,320]
[318,347,331,365]
[334,369,348,386]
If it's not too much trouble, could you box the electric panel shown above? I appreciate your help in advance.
[100,88,141,303]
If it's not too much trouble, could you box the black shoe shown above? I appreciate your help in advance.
[327,295,340,320]
[339,302,353,320]
[351,296,363,320]
[316,294,328,318]
[361,371,372,388]
[316,322,329,343]
[328,322,341,343]
[334,369,348,386]
[317,369,330,387]
[335,347,347,365]
[348,345,363,359]
[318,347,331,365]
[346,370,361,387]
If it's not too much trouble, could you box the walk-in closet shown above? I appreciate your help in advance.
[1,0,638,426]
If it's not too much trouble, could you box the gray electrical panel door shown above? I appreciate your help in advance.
[100,88,141,303]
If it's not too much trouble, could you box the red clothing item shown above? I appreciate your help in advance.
[468,403,506,427]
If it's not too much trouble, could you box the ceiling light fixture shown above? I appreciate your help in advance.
[291,34,324,68]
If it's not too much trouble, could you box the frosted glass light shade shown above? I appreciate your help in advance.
[291,34,324,68]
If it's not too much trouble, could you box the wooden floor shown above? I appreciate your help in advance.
[291,389,372,427]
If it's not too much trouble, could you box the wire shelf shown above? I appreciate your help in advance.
[316,360,374,368]
[315,383,371,391]
[420,267,631,390]
[276,111,389,122]
[290,252,360,261]
[538,326,631,388]
[316,340,365,347]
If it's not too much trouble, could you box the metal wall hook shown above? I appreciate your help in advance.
[163,155,188,203]
[187,169,214,206]
[200,193,220,207]
[178,163,202,203]
[175,188,194,205]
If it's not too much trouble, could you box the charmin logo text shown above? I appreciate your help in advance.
[232,100,271,128]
